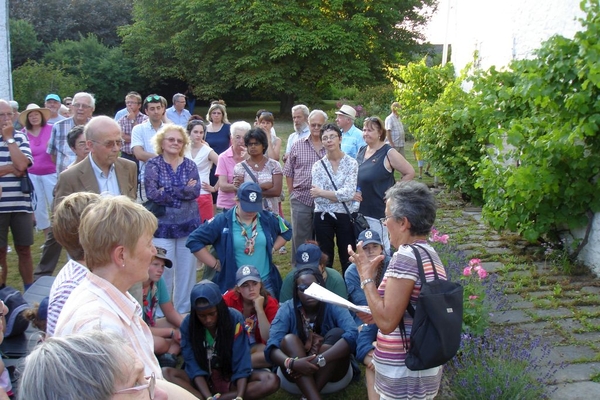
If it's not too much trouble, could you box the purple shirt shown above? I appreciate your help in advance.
[26,125,56,175]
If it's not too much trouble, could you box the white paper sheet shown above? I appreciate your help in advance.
[304,283,372,314]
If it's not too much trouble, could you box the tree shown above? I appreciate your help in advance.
[120,0,436,113]
[9,19,44,68]
[12,61,82,106]
[43,35,144,112]
[9,0,134,46]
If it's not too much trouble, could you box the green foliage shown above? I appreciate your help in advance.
[121,0,436,112]
[12,61,82,106]
[460,260,491,336]
[43,35,143,112]
[9,19,43,68]
[475,0,600,243]
[9,0,134,46]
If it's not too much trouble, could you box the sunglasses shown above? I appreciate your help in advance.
[297,284,310,293]
[145,95,161,102]
[260,112,273,117]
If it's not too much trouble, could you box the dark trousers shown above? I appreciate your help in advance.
[313,212,355,276]
[33,229,62,280]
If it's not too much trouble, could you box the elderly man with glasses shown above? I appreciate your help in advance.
[166,93,191,127]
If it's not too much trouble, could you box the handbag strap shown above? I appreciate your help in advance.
[319,159,352,217]
[241,162,259,183]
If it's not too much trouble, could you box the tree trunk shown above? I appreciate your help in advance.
[279,93,295,117]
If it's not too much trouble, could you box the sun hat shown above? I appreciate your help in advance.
[236,265,262,286]
[237,182,263,213]
[357,229,383,246]
[154,246,173,268]
[18,104,52,127]
[190,280,223,311]
[335,104,357,120]
[295,243,322,269]
[45,94,61,102]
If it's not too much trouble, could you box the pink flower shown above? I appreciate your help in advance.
[431,228,439,235]
[469,295,479,300]
[438,234,449,244]
[469,258,481,267]
[463,267,472,276]
[477,268,488,279]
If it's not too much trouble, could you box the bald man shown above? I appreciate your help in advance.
[35,117,137,279]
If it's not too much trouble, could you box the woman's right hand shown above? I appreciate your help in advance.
[353,191,363,202]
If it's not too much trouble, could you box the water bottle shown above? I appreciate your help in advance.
[352,186,361,211]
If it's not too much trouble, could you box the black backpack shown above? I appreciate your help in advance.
[0,286,30,338]
[399,244,464,371]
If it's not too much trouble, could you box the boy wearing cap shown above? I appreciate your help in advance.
[187,182,292,299]
[223,265,279,368]
[163,280,279,399]
[142,247,183,368]
[279,242,347,303]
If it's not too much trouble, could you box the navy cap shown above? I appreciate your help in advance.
[237,182,263,212]
[357,229,382,246]
[295,243,322,269]
[190,280,222,311]
[37,296,49,321]
[236,265,262,286]
[154,246,173,268]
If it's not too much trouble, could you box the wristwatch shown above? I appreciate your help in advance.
[316,354,326,368]
[6,138,15,145]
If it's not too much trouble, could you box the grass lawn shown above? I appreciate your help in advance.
[4,102,437,399]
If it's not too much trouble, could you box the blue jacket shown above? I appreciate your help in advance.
[181,308,251,383]
[264,300,358,364]
[345,256,390,325]
[186,208,292,299]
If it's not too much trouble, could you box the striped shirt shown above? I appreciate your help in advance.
[46,259,88,337]
[0,132,33,213]
[282,136,326,207]
[55,271,162,378]
[373,241,444,399]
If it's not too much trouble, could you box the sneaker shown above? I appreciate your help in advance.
[425,171,433,177]
[418,175,423,179]
[278,246,287,255]
[157,353,178,368]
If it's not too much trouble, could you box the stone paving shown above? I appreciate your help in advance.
[435,197,600,400]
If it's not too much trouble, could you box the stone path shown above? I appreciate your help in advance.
[435,192,600,400]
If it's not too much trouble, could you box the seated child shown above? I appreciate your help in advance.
[163,280,280,400]
[223,265,279,368]
[142,247,184,368]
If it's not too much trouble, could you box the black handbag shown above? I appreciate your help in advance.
[319,160,369,239]
[20,172,33,194]
[143,200,166,218]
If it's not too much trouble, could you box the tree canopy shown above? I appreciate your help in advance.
[120,0,436,113]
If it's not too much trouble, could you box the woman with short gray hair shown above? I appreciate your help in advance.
[349,181,446,399]
[215,121,251,211]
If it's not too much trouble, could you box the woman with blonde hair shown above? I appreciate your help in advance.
[145,124,202,313]
[205,101,232,212]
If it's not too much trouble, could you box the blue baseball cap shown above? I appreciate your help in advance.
[237,182,263,212]
[38,297,49,321]
[357,229,382,246]
[295,243,322,269]
[45,94,61,102]
[190,280,222,311]
[236,265,262,286]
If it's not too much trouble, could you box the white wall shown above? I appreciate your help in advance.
[0,0,12,99]
[426,1,600,274]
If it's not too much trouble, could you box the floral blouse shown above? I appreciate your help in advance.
[311,154,358,218]
[233,158,283,212]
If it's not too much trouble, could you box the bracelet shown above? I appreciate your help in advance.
[213,260,220,270]
[360,278,375,289]
[170,330,174,339]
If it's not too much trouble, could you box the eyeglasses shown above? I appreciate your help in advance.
[0,113,14,119]
[146,95,161,102]
[125,101,141,105]
[164,137,184,144]
[321,134,339,142]
[380,216,393,224]
[246,142,261,147]
[310,123,323,129]
[75,140,88,148]
[92,139,124,148]
[115,372,155,399]
[72,103,92,110]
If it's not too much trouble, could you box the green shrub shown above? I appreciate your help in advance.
[12,61,83,106]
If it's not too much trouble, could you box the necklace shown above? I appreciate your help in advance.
[252,156,265,169]
[236,211,258,255]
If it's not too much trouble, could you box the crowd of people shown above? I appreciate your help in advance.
[0,93,452,400]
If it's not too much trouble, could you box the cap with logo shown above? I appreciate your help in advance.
[295,243,322,269]
[357,229,383,246]
[237,181,263,213]
[236,265,262,286]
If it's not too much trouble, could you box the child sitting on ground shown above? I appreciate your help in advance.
[142,247,184,368]
[223,265,279,368]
